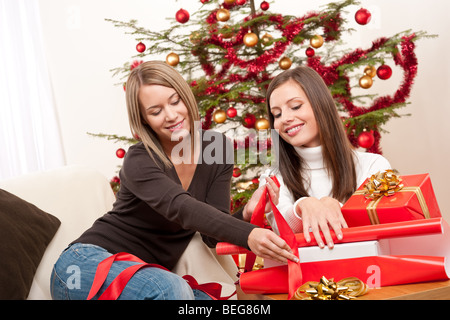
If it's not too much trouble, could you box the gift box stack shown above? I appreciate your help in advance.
[216,171,449,299]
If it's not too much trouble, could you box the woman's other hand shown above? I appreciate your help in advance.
[296,196,347,249]
[243,177,279,221]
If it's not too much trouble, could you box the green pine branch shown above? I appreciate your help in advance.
[87,132,138,145]
[344,103,411,135]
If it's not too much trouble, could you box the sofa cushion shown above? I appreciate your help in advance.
[0,189,60,299]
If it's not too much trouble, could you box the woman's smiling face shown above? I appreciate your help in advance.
[269,79,320,148]
[139,84,190,149]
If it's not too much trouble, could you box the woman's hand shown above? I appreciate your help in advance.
[296,196,347,249]
[243,177,279,221]
[247,228,299,264]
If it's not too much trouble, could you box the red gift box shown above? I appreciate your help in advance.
[341,173,441,227]
[238,218,450,295]
[225,174,448,297]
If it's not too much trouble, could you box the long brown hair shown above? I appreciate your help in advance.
[125,61,200,168]
[266,66,356,203]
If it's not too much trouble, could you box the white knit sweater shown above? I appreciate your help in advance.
[260,145,391,233]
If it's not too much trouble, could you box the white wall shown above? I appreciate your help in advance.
[38,0,450,221]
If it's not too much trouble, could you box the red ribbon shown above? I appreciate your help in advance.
[182,275,236,300]
[87,252,234,300]
[247,176,303,300]
[240,255,449,294]
[217,218,444,255]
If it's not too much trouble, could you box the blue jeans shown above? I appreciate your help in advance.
[50,243,211,300]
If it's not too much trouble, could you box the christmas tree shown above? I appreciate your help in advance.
[94,0,432,211]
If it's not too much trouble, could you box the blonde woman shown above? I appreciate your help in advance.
[50,61,297,300]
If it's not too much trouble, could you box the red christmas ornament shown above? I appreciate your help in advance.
[260,1,269,11]
[233,167,241,178]
[226,106,237,118]
[243,113,256,128]
[357,131,375,149]
[130,60,143,70]
[236,0,246,5]
[305,47,315,57]
[116,148,126,158]
[111,176,120,184]
[175,8,190,24]
[377,65,392,80]
[355,8,371,25]
[136,42,146,53]
[200,0,210,3]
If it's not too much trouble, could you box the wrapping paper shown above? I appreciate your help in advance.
[240,255,449,294]
[342,173,441,227]
[239,218,450,295]
[216,218,444,256]
[225,172,447,296]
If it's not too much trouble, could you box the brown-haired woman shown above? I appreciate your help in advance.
[260,65,391,249]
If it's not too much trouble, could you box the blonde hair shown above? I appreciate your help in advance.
[126,61,200,168]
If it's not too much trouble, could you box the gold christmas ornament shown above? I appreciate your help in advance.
[166,52,180,66]
[310,34,324,49]
[220,25,233,39]
[216,8,230,22]
[243,31,258,47]
[261,33,274,46]
[255,117,270,131]
[213,108,227,123]
[364,65,377,78]
[359,75,373,89]
[279,56,292,70]
[224,0,236,4]
[236,180,255,191]
[189,31,202,44]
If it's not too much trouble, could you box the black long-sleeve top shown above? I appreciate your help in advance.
[73,131,256,269]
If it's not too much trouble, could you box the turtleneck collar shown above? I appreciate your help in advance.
[294,145,324,169]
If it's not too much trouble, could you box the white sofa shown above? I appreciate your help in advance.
[0,165,116,300]
[0,165,239,300]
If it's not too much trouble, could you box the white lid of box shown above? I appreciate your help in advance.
[265,239,390,268]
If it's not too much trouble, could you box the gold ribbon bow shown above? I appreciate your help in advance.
[293,276,368,300]
[362,170,404,200]
[354,170,430,224]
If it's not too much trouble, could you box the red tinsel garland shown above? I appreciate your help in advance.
[200,12,317,80]
[307,34,417,153]
[196,7,419,154]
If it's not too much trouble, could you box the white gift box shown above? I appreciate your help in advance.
[264,219,450,272]
[264,239,391,268]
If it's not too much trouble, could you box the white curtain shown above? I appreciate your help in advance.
[0,0,65,180]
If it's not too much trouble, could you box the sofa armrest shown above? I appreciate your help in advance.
[0,165,116,300]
